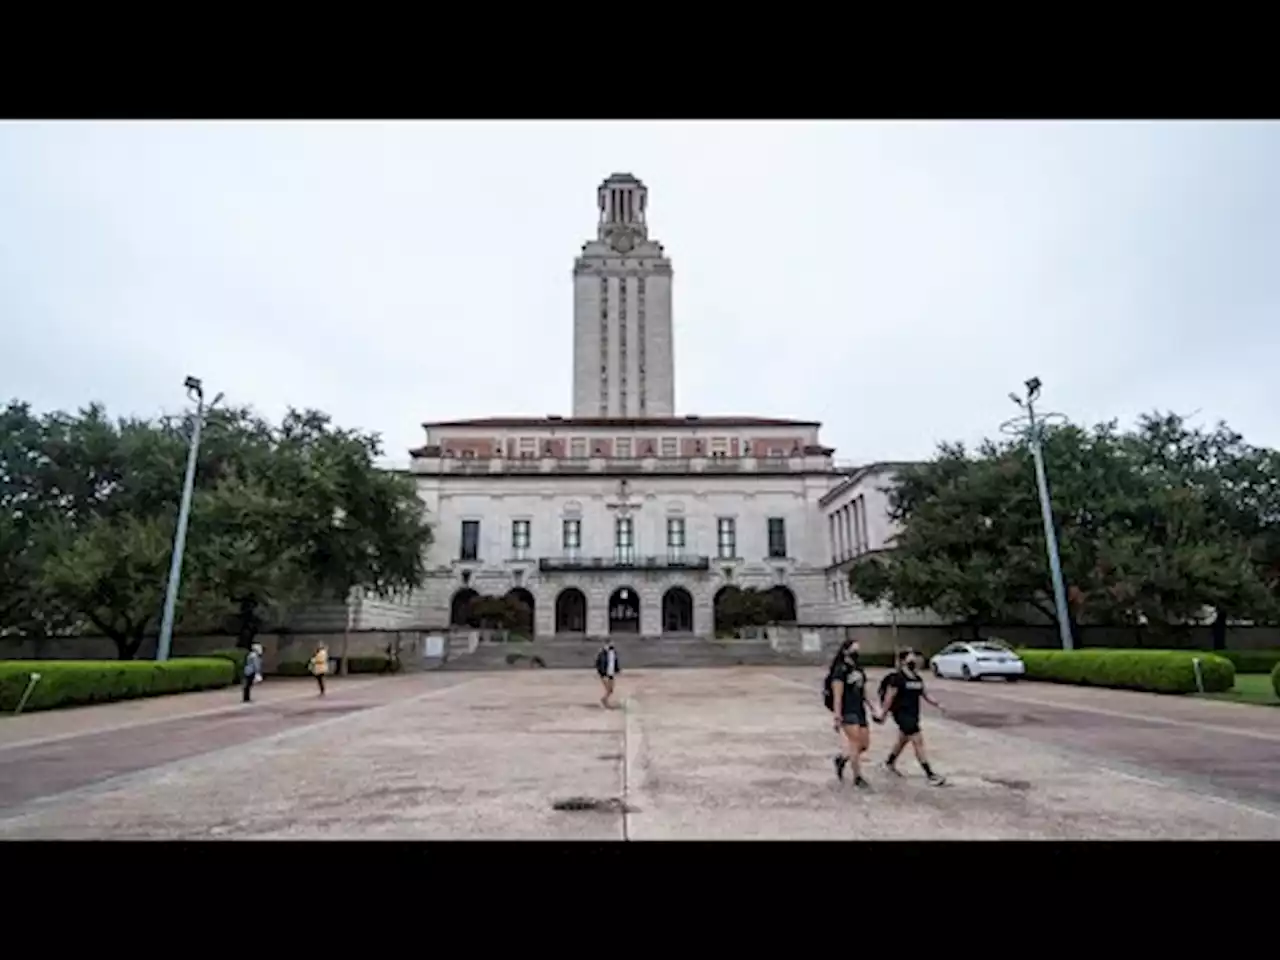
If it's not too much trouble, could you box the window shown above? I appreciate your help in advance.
[716,517,736,559]
[460,520,480,561]
[570,438,587,459]
[517,437,537,459]
[767,517,787,558]
[511,520,530,558]
[615,517,635,563]
[666,517,685,557]
[710,437,729,458]
[660,437,678,458]
[616,437,633,458]
[562,518,581,552]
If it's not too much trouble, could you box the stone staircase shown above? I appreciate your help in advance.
[440,635,819,672]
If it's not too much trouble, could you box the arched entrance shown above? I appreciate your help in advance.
[713,585,742,635]
[505,588,535,636]
[554,588,587,635]
[662,586,694,634]
[767,585,798,623]
[608,587,641,634]
[450,588,479,626]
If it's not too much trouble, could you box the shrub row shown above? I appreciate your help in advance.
[1017,649,1234,695]
[207,647,248,677]
[1272,661,1280,699]
[1219,650,1280,675]
[0,658,235,713]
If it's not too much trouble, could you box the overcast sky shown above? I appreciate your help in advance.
[2,120,1277,467]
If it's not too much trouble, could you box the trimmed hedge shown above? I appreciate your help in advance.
[207,647,249,677]
[348,656,401,675]
[1220,650,1280,675]
[1272,661,1280,700]
[0,658,235,713]
[1018,649,1234,695]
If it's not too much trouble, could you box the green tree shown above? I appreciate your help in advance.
[37,513,215,659]
[850,413,1278,643]
[713,586,786,633]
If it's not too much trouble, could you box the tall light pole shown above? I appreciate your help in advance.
[1002,377,1075,651]
[156,376,223,662]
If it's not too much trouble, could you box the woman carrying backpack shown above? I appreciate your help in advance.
[308,642,329,696]
[825,640,882,788]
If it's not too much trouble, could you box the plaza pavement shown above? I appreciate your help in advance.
[0,666,1277,839]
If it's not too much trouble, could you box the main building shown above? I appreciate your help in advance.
[384,174,904,639]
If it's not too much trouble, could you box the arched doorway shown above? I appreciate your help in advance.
[554,588,587,635]
[450,588,479,626]
[608,587,641,634]
[505,588,535,636]
[662,586,694,634]
[767,585,798,623]
[713,585,742,635]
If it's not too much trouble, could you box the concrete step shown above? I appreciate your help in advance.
[439,637,824,671]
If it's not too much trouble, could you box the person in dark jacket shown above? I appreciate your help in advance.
[595,641,620,708]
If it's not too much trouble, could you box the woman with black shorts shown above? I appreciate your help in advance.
[828,641,881,788]
[878,649,946,785]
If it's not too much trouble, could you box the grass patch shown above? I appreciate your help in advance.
[1198,673,1280,707]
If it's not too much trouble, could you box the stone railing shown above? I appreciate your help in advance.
[412,454,837,476]
[539,554,712,572]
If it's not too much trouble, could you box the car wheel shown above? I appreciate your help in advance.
[961,664,972,680]
[932,663,941,678]
[1005,675,1020,682]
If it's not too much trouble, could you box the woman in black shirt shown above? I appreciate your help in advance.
[878,649,946,785]
[828,641,882,788]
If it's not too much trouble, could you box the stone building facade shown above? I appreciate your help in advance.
[353,172,919,639]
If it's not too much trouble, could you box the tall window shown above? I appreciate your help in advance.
[615,516,635,563]
[570,438,588,459]
[562,518,581,556]
[710,437,729,458]
[460,520,480,561]
[660,437,678,458]
[616,437,633,458]
[511,520,531,559]
[716,517,736,559]
[767,517,787,558]
[667,517,686,559]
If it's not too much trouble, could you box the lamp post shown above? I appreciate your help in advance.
[1002,377,1075,651]
[156,376,223,662]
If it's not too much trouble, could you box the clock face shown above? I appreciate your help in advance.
[612,230,635,254]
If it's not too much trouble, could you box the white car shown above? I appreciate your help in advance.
[929,641,1026,681]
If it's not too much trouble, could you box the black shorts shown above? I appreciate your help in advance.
[840,711,868,728]
[893,714,921,736]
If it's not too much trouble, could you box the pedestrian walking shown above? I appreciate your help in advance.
[595,640,620,708]
[242,643,264,703]
[878,649,946,785]
[309,642,329,696]
[824,640,882,788]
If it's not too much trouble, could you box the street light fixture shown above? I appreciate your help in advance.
[1001,376,1074,651]
[156,376,223,662]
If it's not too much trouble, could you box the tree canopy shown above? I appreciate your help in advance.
[848,412,1280,644]
[0,399,433,658]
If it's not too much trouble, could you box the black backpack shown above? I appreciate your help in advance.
[822,670,835,710]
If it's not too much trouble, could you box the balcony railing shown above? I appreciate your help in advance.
[539,554,712,572]
[413,454,838,477]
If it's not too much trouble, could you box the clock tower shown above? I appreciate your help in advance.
[572,173,675,419]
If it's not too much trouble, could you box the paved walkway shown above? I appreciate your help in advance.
[0,668,1277,839]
